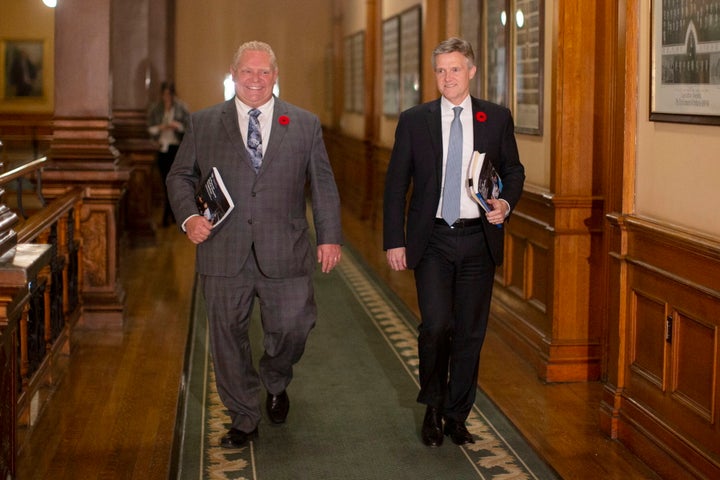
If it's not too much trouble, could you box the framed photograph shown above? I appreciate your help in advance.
[482,0,510,108]
[650,0,720,125]
[343,32,365,113]
[399,6,421,111]
[469,0,544,135]
[2,39,45,100]
[343,36,353,112]
[351,32,365,113]
[512,0,544,135]
[382,17,400,115]
[382,6,422,116]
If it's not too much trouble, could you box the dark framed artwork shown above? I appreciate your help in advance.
[462,0,544,135]
[382,5,422,116]
[2,39,45,100]
[382,16,400,115]
[399,6,421,111]
[512,0,544,134]
[352,32,365,112]
[343,36,353,112]
[483,0,510,108]
[650,0,720,125]
[343,32,365,113]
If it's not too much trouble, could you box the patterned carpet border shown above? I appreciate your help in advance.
[337,250,557,480]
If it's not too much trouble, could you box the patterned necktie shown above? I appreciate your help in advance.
[247,108,263,172]
[441,106,463,226]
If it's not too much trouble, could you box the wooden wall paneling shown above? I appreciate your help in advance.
[600,215,629,438]
[601,0,636,441]
[324,130,370,221]
[614,216,720,479]
[491,188,554,378]
[371,146,391,231]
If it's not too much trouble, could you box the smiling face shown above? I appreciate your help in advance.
[231,49,278,108]
[433,51,476,105]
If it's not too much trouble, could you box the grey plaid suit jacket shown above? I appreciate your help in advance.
[167,96,342,279]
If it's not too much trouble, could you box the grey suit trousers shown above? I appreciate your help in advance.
[201,250,316,432]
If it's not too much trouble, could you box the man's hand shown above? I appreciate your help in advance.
[386,247,407,271]
[185,215,212,244]
[317,244,342,273]
[485,198,509,225]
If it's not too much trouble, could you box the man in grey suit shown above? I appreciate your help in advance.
[167,41,342,449]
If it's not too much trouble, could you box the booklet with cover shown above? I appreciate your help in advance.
[466,151,503,225]
[196,167,234,228]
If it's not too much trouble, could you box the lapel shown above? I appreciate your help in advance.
[220,99,253,170]
[471,96,489,155]
[424,99,443,192]
[259,96,288,175]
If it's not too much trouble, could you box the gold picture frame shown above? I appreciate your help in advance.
[1,39,47,104]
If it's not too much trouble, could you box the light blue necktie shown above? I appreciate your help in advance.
[441,106,463,226]
[247,108,263,172]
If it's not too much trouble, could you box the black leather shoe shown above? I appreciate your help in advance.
[444,419,475,445]
[220,427,258,449]
[421,406,444,447]
[266,390,290,424]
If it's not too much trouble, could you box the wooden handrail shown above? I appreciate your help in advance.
[0,156,46,186]
[16,187,84,244]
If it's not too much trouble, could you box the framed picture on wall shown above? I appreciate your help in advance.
[382,6,422,116]
[382,16,400,115]
[512,0,544,135]
[1,39,45,101]
[482,0,510,108]
[649,0,720,125]
[343,32,365,113]
[466,0,544,135]
[399,6,421,111]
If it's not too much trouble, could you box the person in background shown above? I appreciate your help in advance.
[166,41,342,449]
[383,37,525,447]
[148,81,191,226]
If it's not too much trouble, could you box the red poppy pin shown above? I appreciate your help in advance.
[279,115,290,125]
[476,111,487,122]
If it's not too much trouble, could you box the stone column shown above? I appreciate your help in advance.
[45,0,130,328]
[111,0,159,245]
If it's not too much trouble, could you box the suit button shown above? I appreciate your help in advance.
[248,219,253,224]
[251,191,256,197]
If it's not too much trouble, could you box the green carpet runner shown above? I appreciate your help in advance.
[172,246,559,480]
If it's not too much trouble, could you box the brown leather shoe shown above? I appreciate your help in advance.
[266,390,290,424]
[220,427,258,449]
[443,419,475,445]
[421,406,444,447]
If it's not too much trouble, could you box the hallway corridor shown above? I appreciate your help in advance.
[15,207,660,479]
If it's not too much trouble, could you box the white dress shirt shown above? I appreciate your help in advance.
[436,95,478,220]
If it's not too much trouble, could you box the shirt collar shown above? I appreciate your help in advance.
[441,95,471,113]
[235,96,275,117]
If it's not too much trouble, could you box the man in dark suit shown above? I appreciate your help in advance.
[383,37,525,447]
[167,41,342,449]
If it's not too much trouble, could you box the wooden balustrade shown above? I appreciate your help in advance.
[0,147,83,480]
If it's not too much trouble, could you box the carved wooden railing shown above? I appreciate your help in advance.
[0,146,83,480]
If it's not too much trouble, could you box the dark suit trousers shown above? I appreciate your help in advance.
[413,222,495,422]
[157,144,179,224]
[200,250,316,432]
